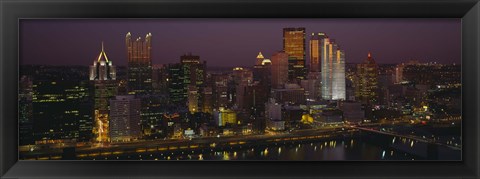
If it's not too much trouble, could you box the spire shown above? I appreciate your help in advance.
[97,42,110,62]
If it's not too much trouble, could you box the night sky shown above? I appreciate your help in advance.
[20,19,461,67]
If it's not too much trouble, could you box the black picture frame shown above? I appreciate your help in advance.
[1,0,479,178]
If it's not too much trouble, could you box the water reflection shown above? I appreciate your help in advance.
[81,134,460,161]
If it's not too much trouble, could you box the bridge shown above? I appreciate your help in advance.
[353,126,461,151]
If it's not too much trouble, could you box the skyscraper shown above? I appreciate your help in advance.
[202,86,214,114]
[32,80,93,144]
[270,51,289,89]
[283,28,306,81]
[309,32,328,72]
[253,52,272,97]
[232,67,253,109]
[167,63,185,103]
[89,43,117,143]
[355,52,379,104]
[180,53,207,113]
[211,73,230,109]
[188,85,200,113]
[152,64,168,94]
[320,35,346,100]
[332,48,346,100]
[181,53,206,89]
[109,95,141,142]
[126,32,153,95]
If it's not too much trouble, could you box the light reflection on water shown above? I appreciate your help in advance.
[80,135,460,161]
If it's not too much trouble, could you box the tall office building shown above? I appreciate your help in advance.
[332,48,346,100]
[232,67,253,109]
[167,63,185,103]
[181,53,207,113]
[152,64,168,94]
[302,72,321,101]
[202,86,214,114]
[355,52,379,104]
[270,51,289,88]
[181,53,206,88]
[89,43,118,143]
[309,33,328,72]
[321,35,346,100]
[109,95,141,142]
[32,80,92,144]
[211,74,230,109]
[283,28,306,81]
[126,32,153,95]
[253,52,272,99]
[188,85,200,113]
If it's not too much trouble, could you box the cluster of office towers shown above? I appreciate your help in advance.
[87,27,374,143]
[89,32,155,143]
[280,28,346,101]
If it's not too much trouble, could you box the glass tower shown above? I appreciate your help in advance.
[321,35,346,100]
[126,32,153,95]
[283,27,306,81]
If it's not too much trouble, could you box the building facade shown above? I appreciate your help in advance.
[126,32,153,95]
[283,27,306,81]
[309,32,328,73]
[270,51,289,89]
[109,95,142,142]
[320,35,346,100]
[355,52,379,104]
[89,43,117,143]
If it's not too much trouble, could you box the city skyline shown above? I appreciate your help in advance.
[20,19,460,67]
[18,19,462,161]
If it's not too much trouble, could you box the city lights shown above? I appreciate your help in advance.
[19,21,461,161]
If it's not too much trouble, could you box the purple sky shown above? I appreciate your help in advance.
[20,19,461,67]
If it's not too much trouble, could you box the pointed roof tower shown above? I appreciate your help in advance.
[97,41,110,62]
[256,52,265,65]
[256,52,264,59]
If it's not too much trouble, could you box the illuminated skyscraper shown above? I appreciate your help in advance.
[332,48,346,100]
[321,36,346,100]
[283,28,306,81]
[355,52,379,104]
[109,95,141,142]
[253,52,272,97]
[90,43,117,143]
[181,53,207,113]
[188,85,200,113]
[126,32,153,95]
[270,51,289,88]
[89,43,116,81]
[309,32,328,72]
[181,53,206,88]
